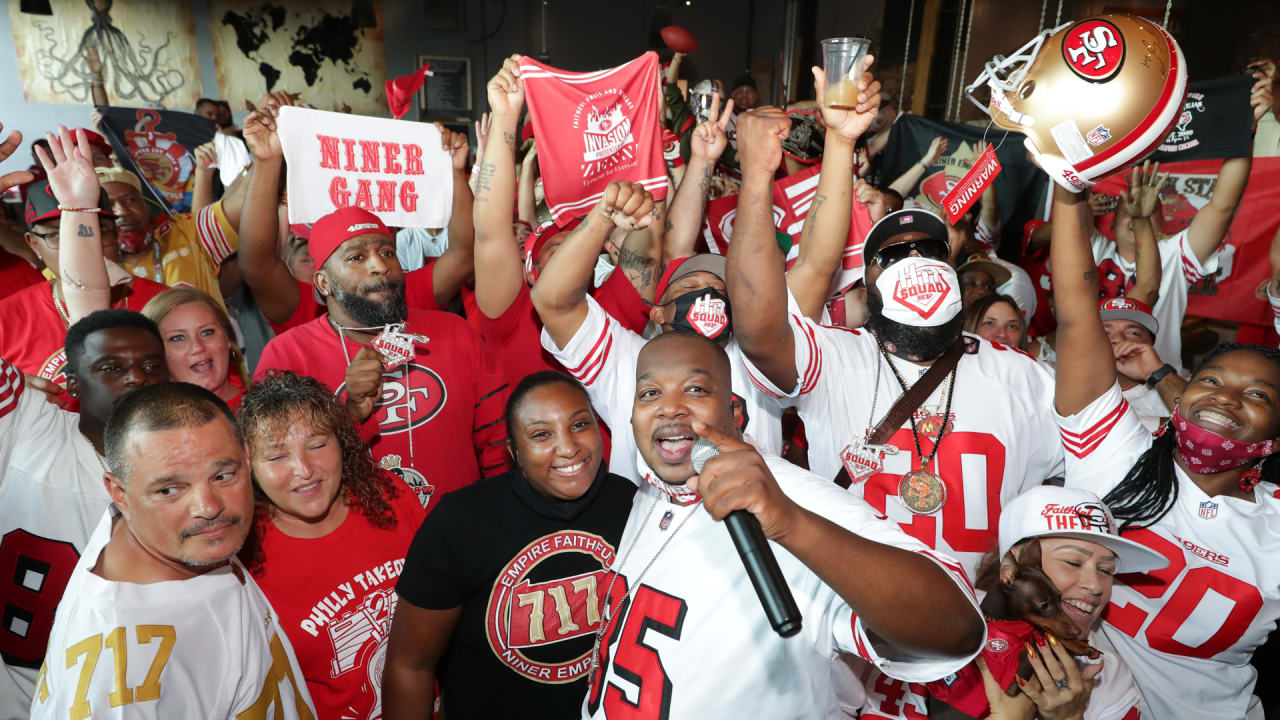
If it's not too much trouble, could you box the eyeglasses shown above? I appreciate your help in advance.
[873,238,950,270]
[31,226,118,250]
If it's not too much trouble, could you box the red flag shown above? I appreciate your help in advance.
[385,65,432,120]
[519,52,668,222]
[1091,157,1280,326]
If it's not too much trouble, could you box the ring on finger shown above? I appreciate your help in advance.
[1053,677,1069,691]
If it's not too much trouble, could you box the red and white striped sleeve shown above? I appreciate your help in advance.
[1269,287,1280,336]
[0,355,24,422]
[1056,382,1152,498]
[1173,228,1221,285]
[193,202,238,268]
[540,295,640,429]
[740,291,828,400]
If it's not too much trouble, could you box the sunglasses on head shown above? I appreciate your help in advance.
[873,237,950,269]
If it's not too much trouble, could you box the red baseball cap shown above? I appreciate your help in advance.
[76,129,112,157]
[525,216,582,275]
[308,206,392,269]
[655,254,726,303]
[1098,297,1158,337]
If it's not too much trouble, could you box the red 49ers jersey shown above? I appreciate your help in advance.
[742,292,1065,579]
[1058,382,1280,720]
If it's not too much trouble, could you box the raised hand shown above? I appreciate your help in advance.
[691,93,734,162]
[813,55,882,142]
[35,126,100,209]
[487,54,526,117]
[594,180,655,231]
[1088,192,1118,217]
[474,112,491,165]
[1119,160,1168,219]
[345,346,385,424]
[194,141,217,171]
[0,124,34,194]
[856,179,888,222]
[1251,75,1275,129]
[735,107,791,177]
[1113,340,1163,382]
[926,136,950,165]
[242,106,284,161]
[436,122,469,172]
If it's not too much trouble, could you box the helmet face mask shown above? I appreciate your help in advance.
[966,14,1187,192]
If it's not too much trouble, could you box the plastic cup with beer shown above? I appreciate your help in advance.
[821,37,871,110]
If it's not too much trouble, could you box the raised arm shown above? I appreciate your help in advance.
[1186,153,1250,265]
[1050,184,1116,416]
[664,95,732,262]
[726,107,797,392]
[786,59,881,321]
[888,136,946,197]
[39,127,110,322]
[472,55,527,318]
[517,141,538,226]
[468,112,489,196]
[1119,161,1167,306]
[430,124,475,307]
[236,102,298,325]
[531,182,654,348]
[191,142,217,214]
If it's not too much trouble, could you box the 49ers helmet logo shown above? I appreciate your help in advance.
[1062,19,1125,82]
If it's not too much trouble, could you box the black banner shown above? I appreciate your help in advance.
[1151,76,1255,162]
[881,114,1049,258]
[95,106,217,214]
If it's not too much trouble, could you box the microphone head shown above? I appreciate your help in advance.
[690,438,719,473]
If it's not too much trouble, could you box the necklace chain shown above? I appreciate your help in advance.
[52,281,127,328]
[588,493,703,690]
[877,341,957,469]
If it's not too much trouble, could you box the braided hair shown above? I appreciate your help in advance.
[1104,343,1280,529]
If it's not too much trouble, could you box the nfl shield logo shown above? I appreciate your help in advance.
[1199,501,1219,520]
[1086,125,1112,146]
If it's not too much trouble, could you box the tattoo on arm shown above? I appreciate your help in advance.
[503,132,517,153]
[618,247,657,290]
[1082,271,1097,282]
[77,224,95,238]
[474,162,496,203]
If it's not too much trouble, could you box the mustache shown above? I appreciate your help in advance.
[179,516,241,541]
[357,277,403,295]
[651,422,696,441]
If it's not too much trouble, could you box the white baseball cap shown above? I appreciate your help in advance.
[998,486,1168,573]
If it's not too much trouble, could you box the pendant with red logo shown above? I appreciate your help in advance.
[916,412,952,439]
[372,323,430,370]
[899,469,946,515]
[840,437,898,483]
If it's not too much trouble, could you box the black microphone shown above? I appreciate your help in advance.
[691,438,802,637]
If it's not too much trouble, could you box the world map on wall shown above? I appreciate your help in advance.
[208,0,386,116]
[220,5,372,95]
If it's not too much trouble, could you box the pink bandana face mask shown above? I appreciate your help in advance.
[1171,406,1276,473]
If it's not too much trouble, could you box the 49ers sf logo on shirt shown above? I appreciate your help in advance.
[485,531,619,684]
[1062,19,1125,82]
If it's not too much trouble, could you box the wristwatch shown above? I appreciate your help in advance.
[1146,363,1177,388]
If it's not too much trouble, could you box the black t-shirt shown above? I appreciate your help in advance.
[397,466,636,719]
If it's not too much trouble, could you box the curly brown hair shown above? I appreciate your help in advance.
[236,370,398,569]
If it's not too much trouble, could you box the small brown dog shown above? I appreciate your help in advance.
[983,540,1101,661]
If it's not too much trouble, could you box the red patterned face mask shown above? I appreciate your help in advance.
[1171,406,1276,474]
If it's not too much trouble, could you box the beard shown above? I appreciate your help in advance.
[865,283,965,361]
[331,277,407,327]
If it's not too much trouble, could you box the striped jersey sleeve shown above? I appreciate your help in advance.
[540,295,643,427]
[1172,228,1220,285]
[0,355,23,422]
[1056,381,1152,499]
[193,201,238,268]
[741,303,827,401]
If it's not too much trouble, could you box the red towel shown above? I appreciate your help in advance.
[519,52,668,222]
[385,65,432,120]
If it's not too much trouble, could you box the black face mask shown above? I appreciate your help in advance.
[668,287,733,342]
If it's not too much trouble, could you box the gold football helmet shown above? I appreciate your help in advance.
[966,15,1187,192]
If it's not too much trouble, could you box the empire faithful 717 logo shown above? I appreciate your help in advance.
[1062,19,1125,82]
[485,531,619,684]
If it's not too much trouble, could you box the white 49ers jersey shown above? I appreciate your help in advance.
[1090,229,1218,373]
[31,509,317,720]
[541,295,782,483]
[1058,383,1280,720]
[582,452,982,719]
[742,295,1065,578]
[0,356,112,719]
